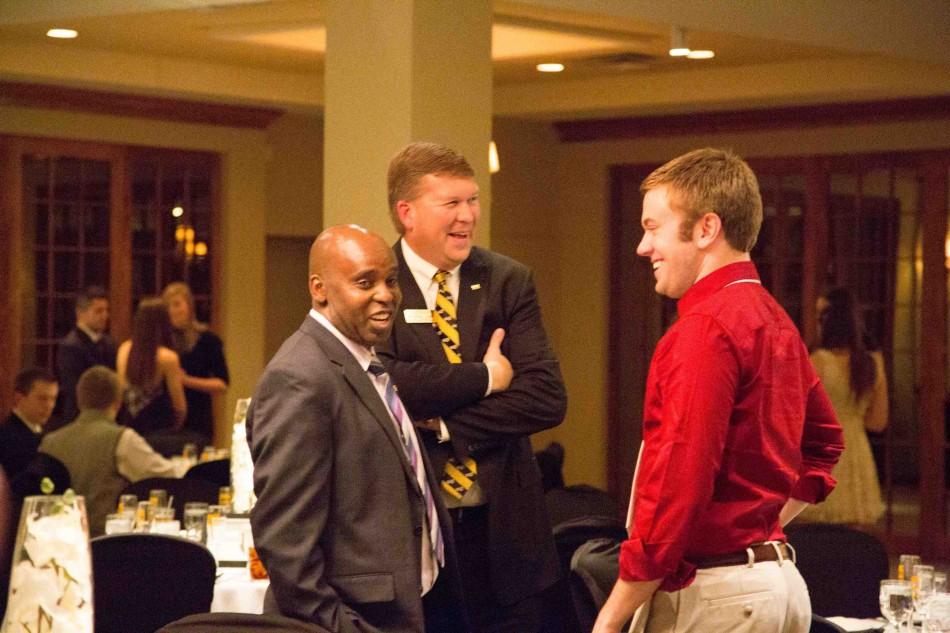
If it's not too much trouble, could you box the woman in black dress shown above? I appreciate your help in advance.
[162,282,229,447]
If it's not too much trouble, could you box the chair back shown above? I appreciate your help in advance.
[11,452,71,498]
[784,523,889,618]
[0,465,14,621]
[91,533,215,633]
[120,476,219,520]
[185,459,231,488]
[157,612,332,632]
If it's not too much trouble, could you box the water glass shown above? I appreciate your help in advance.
[149,489,168,509]
[135,500,152,532]
[936,571,948,593]
[899,554,922,581]
[880,579,913,630]
[913,564,935,615]
[184,502,209,543]
[117,494,138,514]
[104,512,133,535]
[926,593,950,633]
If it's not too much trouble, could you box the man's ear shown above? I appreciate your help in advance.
[396,200,413,232]
[695,212,723,249]
[309,273,327,305]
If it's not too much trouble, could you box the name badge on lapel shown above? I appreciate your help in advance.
[403,309,432,324]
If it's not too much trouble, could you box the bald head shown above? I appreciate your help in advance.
[308,225,401,348]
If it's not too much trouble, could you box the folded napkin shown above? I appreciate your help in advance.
[826,616,886,632]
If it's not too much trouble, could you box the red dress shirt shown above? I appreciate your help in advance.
[619,261,844,592]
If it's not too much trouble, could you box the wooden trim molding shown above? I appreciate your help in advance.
[554,96,950,143]
[0,81,283,129]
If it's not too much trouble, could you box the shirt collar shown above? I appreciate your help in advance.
[677,261,760,317]
[401,239,462,283]
[12,410,43,434]
[308,309,375,370]
[77,323,102,343]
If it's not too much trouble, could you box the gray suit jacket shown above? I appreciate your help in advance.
[248,317,463,633]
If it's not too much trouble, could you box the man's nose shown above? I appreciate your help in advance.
[636,234,650,257]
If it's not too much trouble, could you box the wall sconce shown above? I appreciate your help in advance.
[489,141,500,174]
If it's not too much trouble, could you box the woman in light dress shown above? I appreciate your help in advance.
[799,287,887,526]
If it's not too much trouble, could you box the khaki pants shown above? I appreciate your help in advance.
[630,559,811,633]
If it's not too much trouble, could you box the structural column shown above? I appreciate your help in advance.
[324,0,493,242]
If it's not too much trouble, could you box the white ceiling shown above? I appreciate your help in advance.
[0,0,947,120]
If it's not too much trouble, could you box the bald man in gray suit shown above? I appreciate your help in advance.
[248,225,468,633]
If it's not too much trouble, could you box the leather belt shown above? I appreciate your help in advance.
[691,541,795,569]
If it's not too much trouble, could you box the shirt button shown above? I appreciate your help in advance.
[743,604,754,617]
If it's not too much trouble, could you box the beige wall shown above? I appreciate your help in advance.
[492,117,950,489]
[265,113,323,238]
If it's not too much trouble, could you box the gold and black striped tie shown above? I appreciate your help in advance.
[432,270,478,499]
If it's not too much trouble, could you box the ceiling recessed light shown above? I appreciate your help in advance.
[687,50,715,59]
[47,28,78,39]
[536,63,564,73]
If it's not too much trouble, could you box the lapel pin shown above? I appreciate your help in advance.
[470,283,481,290]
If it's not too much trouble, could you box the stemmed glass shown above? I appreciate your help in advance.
[880,579,913,632]
[927,593,950,633]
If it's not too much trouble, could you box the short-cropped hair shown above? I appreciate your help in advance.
[641,148,762,253]
[77,365,122,411]
[76,286,108,312]
[14,368,56,395]
[387,142,475,233]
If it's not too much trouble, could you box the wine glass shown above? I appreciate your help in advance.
[880,579,913,631]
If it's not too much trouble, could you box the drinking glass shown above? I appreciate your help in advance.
[926,593,950,633]
[880,579,913,631]
[183,502,209,543]
[135,500,151,532]
[899,554,922,581]
[182,443,198,463]
[149,506,178,534]
[913,564,935,619]
[148,489,168,509]
[104,512,133,535]
[936,572,948,594]
[117,494,137,515]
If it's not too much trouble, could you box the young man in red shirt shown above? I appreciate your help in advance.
[594,148,844,633]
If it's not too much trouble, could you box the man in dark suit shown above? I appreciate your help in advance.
[0,368,58,481]
[378,142,568,632]
[54,286,116,429]
[248,225,467,633]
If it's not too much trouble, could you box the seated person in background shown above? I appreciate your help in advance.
[41,366,176,536]
[798,287,887,526]
[0,368,58,481]
[162,282,230,448]
[117,297,187,439]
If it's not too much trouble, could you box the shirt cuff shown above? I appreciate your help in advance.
[790,470,838,504]
[483,362,493,397]
[437,419,450,443]
[618,537,696,593]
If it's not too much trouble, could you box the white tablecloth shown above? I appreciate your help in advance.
[211,567,269,614]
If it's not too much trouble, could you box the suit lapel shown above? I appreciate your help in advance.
[394,241,448,363]
[457,248,488,362]
[301,318,423,498]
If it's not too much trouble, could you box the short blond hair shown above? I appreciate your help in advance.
[77,365,122,411]
[387,142,475,233]
[641,148,762,252]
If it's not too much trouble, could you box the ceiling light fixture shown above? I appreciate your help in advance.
[687,50,715,60]
[46,28,78,39]
[536,63,564,73]
[669,26,689,57]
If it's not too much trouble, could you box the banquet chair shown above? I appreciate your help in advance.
[784,523,888,618]
[10,452,71,498]
[185,459,231,488]
[120,476,219,521]
[0,465,15,621]
[158,612,333,632]
[91,533,215,633]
